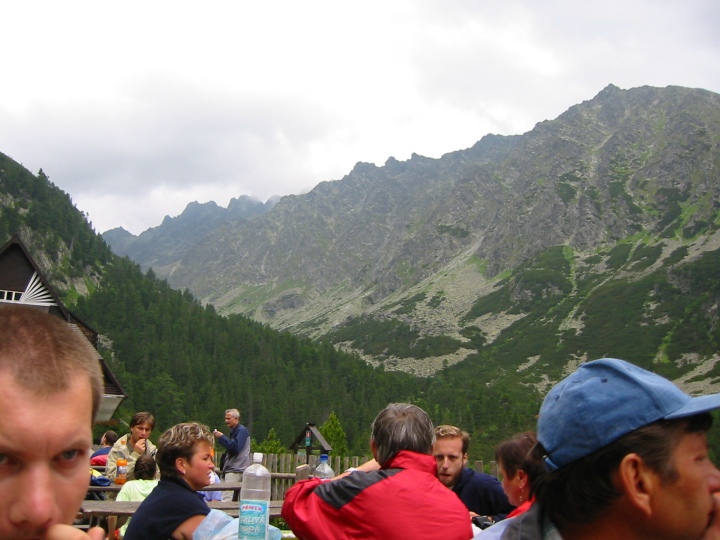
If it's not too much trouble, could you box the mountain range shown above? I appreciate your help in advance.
[4,82,720,456]
[104,84,720,386]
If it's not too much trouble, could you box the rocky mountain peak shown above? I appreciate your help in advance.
[104,84,720,376]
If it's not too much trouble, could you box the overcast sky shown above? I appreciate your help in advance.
[1,1,718,235]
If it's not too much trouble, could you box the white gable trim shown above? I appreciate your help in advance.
[0,272,57,306]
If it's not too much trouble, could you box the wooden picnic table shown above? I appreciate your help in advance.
[87,481,247,493]
[80,499,285,539]
[80,499,284,519]
[81,468,308,538]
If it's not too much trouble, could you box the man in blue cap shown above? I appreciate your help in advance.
[499,358,720,540]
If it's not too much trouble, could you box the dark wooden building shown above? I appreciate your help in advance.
[290,423,333,458]
[0,234,126,421]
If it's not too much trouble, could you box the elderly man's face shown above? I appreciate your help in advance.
[0,371,93,539]
[433,436,467,488]
[224,413,239,429]
[648,431,720,539]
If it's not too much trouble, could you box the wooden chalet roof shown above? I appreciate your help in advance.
[290,423,333,454]
[0,234,127,421]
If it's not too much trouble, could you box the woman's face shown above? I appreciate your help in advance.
[180,441,216,490]
[499,461,527,507]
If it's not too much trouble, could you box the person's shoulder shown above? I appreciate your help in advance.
[111,436,128,450]
[310,469,394,500]
[465,467,500,483]
[91,446,111,457]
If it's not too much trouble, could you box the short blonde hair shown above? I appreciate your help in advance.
[434,425,470,454]
[156,422,214,477]
[0,305,103,419]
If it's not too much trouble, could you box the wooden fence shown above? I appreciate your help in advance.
[92,452,497,502]
[261,453,371,500]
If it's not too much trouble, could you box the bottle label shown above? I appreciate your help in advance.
[239,499,269,539]
[116,462,128,484]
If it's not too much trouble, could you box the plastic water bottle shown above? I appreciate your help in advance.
[314,454,335,479]
[239,452,271,540]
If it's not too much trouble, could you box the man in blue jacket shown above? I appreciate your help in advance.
[213,408,251,501]
[434,425,514,525]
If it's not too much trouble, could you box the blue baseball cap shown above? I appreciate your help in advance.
[538,358,720,471]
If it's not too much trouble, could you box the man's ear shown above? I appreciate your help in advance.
[463,452,468,465]
[617,453,657,517]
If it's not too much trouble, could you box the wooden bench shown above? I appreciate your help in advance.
[80,500,285,539]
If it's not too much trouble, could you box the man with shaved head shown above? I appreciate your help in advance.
[0,305,105,539]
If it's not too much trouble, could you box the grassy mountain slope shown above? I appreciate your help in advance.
[134,85,720,383]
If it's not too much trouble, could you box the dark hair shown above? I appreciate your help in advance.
[372,403,435,467]
[533,413,713,526]
[104,430,118,446]
[130,411,156,430]
[156,422,214,478]
[495,431,544,488]
[134,455,157,480]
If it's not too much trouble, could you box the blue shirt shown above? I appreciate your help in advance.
[90,446,111,458]
[124,475,209,540]
[453,467,514,520]
[218,423,251,472]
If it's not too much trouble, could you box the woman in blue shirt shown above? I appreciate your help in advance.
[124,423,215,540]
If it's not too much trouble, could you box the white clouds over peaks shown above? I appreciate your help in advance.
[0,0,718,234]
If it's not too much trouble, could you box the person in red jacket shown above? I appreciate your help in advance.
[282,403,473,540]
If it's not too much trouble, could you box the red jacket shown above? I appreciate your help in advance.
[282,450,473,540]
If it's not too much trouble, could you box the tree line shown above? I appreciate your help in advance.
[73,257,424,456]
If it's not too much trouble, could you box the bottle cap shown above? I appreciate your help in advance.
[253,452,263,461]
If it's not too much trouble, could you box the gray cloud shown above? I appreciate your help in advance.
[0,0,718,234]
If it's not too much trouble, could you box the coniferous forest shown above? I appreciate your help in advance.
[73,257,424,456]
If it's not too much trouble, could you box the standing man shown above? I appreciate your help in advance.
[282,403,473,540]
[213,408,251,501]
[501,358,720,540]
[434,425,514,524]
[0,304,105,539]
[106,412,158,483]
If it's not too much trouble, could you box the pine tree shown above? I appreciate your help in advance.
[254,428,286,454]
[319,412,349,458]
